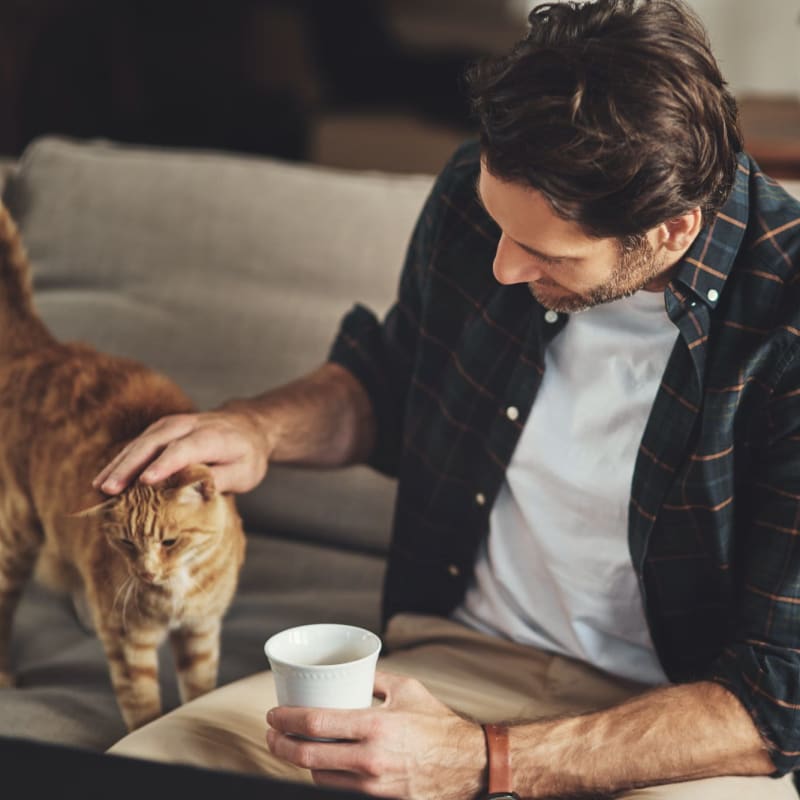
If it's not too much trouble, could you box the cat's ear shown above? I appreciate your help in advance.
[165,465,216,504]
[67,496,119,518]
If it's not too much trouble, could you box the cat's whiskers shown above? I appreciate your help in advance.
[121,575,137,633]
[112,573,133,618]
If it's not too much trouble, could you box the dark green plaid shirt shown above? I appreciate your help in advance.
[328,140,800,773]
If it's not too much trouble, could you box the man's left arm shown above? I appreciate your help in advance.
[266,351,800,799]
[266,671,774,799]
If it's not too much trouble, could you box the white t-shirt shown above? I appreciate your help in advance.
[454,289,677,685]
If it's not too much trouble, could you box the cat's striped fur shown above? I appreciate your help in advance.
[0,202,246,731]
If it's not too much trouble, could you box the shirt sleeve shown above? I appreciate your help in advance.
[703,343,800,775]
[326,145,465,477]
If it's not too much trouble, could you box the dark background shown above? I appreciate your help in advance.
[1,1,797,177]
[0,0,526,174]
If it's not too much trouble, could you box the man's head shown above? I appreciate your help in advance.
[466,0,741,311]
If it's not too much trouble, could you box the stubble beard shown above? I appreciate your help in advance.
[528,236,666,314]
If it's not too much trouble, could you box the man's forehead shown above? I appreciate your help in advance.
[475,163,606,257]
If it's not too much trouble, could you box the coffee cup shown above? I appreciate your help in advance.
[264,623,382,710]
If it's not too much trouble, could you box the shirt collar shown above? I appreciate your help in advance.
[670,153,750,310]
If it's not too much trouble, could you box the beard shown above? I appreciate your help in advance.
[528,235,667,314]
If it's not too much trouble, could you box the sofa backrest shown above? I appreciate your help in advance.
[3,136,437,554]
[3,137,800,555]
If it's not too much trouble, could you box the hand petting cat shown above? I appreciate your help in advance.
[93,361,378,498]
[92,407,270,496]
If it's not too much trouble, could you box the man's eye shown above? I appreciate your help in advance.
[162,539,178,549]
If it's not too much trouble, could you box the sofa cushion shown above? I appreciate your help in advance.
[3,136,437,553]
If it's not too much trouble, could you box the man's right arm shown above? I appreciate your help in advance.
[94,142,467,497]
[92,362,376,495]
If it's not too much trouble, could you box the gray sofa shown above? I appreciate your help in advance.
[0,136,433,751]
[3,136,800,764]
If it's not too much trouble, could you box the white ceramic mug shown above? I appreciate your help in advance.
[264,623,382,709]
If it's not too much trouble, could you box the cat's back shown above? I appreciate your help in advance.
[0,341,194,501]
[0,340,193,437]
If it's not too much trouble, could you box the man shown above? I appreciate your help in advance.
[97,1,800,797]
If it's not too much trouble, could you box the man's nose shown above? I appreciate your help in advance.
[492,234,545,285]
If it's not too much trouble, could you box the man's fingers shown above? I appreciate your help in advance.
[373,671,404,697]
[92,440,165,493]
[266,728,372,774]
[92,416,198,492]
[134,435,215,485]
[267,707,374,743]
[209,462,265,495]
[308,770,362,789]
[372,671,430,707]
[91,449,128,491]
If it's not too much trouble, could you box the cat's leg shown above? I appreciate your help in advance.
[169,619,222,704]
[70,586,95,633]
[98,623,165,731]
[0,532,41,687]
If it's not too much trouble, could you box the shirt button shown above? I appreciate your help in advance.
[447,564,461,577]
[506,406,520,421]
[544,310,559,324]
[475,492,486,506]
[707,289,719,302]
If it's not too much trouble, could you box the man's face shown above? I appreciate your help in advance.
[477,163,670,313]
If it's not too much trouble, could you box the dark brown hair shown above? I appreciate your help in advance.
[465,0,742,239]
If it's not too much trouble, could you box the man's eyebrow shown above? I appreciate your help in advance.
[473,176,576,264]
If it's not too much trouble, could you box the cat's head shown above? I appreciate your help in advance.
[73,465,237,586]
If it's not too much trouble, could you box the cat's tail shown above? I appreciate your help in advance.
[0,201,55,356]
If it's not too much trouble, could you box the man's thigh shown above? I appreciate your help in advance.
[108,670,309,782]
[621,773,798,799]
[109,615,799,799]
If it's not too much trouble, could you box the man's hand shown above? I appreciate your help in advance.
[266,672,487,800]
[91,363,376,496]
[92,408,270,495]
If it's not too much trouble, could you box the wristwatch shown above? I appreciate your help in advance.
[482,722,521,800]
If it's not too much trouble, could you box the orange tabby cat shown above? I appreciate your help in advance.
[0,202,246,731]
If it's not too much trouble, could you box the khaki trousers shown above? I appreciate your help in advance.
[109,614,798,799]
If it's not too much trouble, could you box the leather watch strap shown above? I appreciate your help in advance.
[482,723,520,799]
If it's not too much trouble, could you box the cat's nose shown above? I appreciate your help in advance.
[139,570,156,583]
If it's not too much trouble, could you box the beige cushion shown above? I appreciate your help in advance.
[3,136,437,552]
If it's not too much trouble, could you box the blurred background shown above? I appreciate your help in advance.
[1,0,799,177]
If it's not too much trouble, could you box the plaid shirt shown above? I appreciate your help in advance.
[328,140,800,773]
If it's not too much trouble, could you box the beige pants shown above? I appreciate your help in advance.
[109,614,798,799]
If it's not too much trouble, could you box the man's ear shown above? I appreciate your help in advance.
[164,465,216,504]
[659,207,703,253]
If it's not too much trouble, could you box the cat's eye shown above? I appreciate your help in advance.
[119,539,136,550]
[161,539,178,549]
